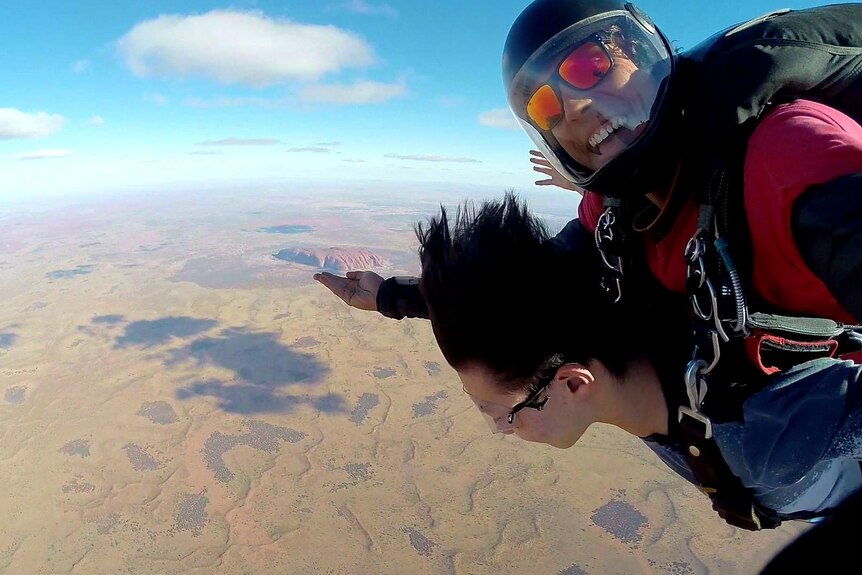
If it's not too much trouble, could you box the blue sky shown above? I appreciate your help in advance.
[0,0,851,200]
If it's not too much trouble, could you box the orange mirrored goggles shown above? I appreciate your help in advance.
[526,35,614,131]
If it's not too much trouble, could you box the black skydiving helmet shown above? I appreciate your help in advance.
[504,2,674,192]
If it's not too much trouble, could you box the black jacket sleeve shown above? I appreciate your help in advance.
[792,173,862,322]
[376,276,428,320]
[375,216,590,320]
[546,217,592,255]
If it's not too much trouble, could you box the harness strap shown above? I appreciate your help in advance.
[677,412,783,530]
[599,159,861,529]
[680,314,862,530]
[681,166,862,528]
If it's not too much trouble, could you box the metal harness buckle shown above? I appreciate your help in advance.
[679,358,714,439]
[595,207,624,303]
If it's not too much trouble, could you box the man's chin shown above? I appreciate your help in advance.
[540,437,577,449]
[592,137,627,169]
[514,433,577,449]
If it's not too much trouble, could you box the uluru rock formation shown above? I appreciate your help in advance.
[274,247,386,272]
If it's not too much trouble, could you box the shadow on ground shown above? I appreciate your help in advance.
[167,327,340,414]
[92,316,341,415]
[46,265,93,280]
[114,317,218,348]
[0,332,16,348]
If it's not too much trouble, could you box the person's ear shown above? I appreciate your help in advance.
[553,363,595,396]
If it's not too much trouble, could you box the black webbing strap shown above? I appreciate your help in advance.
[677,412,783,531]
[679,157,778,530]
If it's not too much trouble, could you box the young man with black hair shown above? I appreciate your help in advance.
[316,193,862,524]
[414,193,862,525]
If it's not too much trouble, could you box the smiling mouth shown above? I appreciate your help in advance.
[587,116,649,155]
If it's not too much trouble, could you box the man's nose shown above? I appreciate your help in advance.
[562,96,592,123]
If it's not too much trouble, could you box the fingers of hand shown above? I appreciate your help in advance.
[315,272,347,292]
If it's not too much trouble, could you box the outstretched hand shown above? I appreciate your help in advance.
[313,270,384,312]
[530,150,584,194]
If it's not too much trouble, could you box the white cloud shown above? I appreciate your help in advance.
[300,79,406,104]
[185,96,288,109]
[336,1,397,17]
[117,10,376,86]
[72,60,92,73]
[286,147,330,153]
[478,108,519,130]
[14,149,72,160]
[0,109,66,139]
[197,138,280,146]
[144,93,168,105]
[316,141,342,146]
[384,154,480,163]
[86,115,105,126]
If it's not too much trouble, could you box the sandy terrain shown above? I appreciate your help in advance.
[0,184,807,574]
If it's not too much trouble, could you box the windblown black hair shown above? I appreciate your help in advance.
[416,192,658,393]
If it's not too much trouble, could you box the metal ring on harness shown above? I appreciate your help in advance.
[685,236,707,265]
[696,329,722,375]
[688,269,713,320]
[678,406,714,439]
[680,358,713,439]
[689,272,731,343]
[597,207,616,232]
[684,358,709,410]
[599,251,624,276]
[687,256,708,290]
[605,276,623,304]
[595,210,622,274]
[595,207,624,303]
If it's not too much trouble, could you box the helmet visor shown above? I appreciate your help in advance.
[508,11,672,186]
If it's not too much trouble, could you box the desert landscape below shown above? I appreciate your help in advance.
[0,181,807,574]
